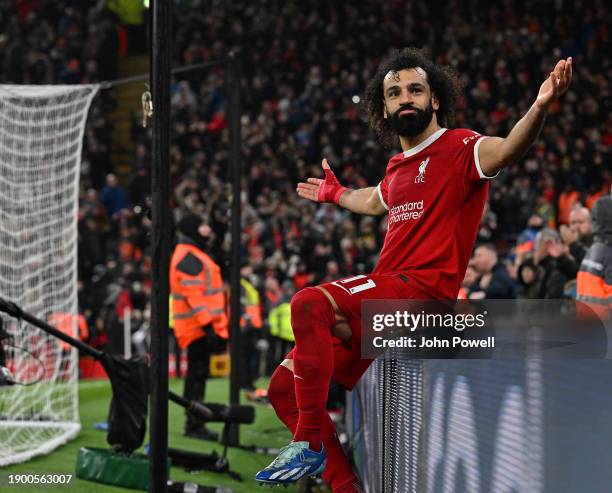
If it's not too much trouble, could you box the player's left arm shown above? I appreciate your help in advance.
[478,57,573,177]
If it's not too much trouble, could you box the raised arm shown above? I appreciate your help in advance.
[478,57,573,177]
[296,159,387,216]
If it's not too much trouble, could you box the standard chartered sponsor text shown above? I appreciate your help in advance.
[389,200,424,224]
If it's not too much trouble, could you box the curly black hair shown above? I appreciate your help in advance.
[364,47,463,148]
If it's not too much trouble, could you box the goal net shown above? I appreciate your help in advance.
[0,85,98,466]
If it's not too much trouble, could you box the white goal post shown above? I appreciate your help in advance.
[0,84,98,466]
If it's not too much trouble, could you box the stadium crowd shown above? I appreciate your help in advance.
[1,1,610,365]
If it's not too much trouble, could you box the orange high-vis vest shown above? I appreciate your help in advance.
[48,312,89,351]
[170,243,228,350]
[577,243,612,321]
[240,278,263,330]
[243,303,263,329]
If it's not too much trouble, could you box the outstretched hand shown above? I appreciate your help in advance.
[296,159,348,204]
[535,57,572,109]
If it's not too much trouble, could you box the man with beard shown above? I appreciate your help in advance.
[170,213,228,441]
[561,205,593,264]
[256,48,572,490]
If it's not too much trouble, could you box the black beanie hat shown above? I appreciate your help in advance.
[177,213,204,243]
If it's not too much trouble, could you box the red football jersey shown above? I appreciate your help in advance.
[372,128,497,299]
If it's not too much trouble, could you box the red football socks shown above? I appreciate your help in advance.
[289,287,335,450]
[268,364,361,493]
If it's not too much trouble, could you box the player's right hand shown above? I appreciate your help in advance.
[296,159,348,204]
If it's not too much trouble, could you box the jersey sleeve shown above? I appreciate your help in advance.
[454,129,499,182]
[376,174,390,211]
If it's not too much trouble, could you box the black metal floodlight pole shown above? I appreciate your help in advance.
[226,51,242,447]
[150,0,172,491]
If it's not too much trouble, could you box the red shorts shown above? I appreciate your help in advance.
[286,273,431,390]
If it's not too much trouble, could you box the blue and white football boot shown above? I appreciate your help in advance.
[255,441,326,486]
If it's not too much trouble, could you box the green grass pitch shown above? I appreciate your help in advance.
[1,377,299,492]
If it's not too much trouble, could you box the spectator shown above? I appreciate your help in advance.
[128,165,150,208]
[458,264,478,299]
[560,205,593,265]
[516,258,540,299]
[100,174,130,219]
[107,0,147,53]
[477,202,498,244]
[515,214,544,266]
[533,229,579,299]
[470,245,516,299]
